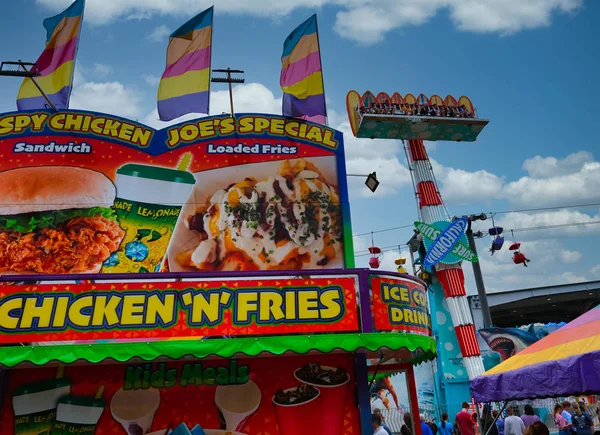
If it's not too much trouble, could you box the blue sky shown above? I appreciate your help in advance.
[1,0,599,294]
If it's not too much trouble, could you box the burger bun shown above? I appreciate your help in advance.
[0,166,116,216]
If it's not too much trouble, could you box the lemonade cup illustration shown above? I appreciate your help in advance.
[12,377,71,435]
[293,365,350,435]
[272,385,322,435]
[53,393,105,435]
[110,388,160,435]
[102,161,195,274]
[214,380,261,431]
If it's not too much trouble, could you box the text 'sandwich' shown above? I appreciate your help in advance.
[0,166,125,274]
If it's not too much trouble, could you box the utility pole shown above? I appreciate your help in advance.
[211,68,244,119]
[465,214,493,328]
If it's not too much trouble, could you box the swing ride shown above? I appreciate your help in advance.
[368,233,383,269]
[487,224,531,265]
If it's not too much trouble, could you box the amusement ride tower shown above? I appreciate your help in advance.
[346,91,490,383]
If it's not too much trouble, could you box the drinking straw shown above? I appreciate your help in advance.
[95,386,105,399]
[177,152,192,171]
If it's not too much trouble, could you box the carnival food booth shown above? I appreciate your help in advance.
[0,111,436,435]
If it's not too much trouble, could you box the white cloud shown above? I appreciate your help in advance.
[70,81,143,119]
[90,63,113,78]
[346,156,411,198]
[559,249,582,264]
[522,151,593,179]
[143,74,161,87]
[148,24,171,42]
[590,264,600,277]
[472,209,600,241]
[427,150,600,208]
[470,237,588,293]
[448,0,582,34]
[333,115,410,198]
[431,159,504,204]
[505,161,600,208]
[36,0,582,43]
[560,271,586,283]
[69,65,144,119]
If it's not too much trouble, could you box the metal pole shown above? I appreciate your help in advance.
[313,14,328,126]
[466,219,493,328]
[18,61,57,112]
[408,247,417,275]
[227,69,234,118]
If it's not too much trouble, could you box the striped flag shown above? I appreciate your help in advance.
[280,14,327,125]
[158,7,213,122]
[16,0,85,110]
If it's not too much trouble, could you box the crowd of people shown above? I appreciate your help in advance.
[359,101,476,118]
[372,401,599,435]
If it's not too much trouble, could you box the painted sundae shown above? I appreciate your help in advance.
[294,363,348,386]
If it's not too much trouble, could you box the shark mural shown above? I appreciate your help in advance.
[479,327,540,361]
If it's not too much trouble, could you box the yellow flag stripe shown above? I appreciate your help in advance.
[158,68,210,101]
[17,61,73,99]
[281,71,324,99]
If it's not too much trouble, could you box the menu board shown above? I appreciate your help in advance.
[0,111,353,276]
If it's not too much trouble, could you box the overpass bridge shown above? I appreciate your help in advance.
[469,280,600,328]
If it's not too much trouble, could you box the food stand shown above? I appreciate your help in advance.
[0,110,436,434]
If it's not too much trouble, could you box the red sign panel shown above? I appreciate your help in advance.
[0,276,359,343]
[371,275,432,336]
[1,353,360,435]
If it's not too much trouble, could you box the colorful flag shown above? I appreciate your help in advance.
[280,14,327,125]
[158,7,213,122]
[16,0,85,110]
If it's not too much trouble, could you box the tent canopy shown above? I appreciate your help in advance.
[471,305,600,402]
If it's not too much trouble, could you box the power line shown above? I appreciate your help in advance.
[352,219,600,256]
[492,202,600,215]
[352,202,600,238]
[353,224,415,237]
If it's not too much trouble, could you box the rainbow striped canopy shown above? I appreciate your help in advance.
[471,305,600,401]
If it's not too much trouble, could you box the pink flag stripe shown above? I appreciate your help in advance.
[36,36,78,76]
[301,114,327,124]
[280,51,321,88]
[162,46,210,79]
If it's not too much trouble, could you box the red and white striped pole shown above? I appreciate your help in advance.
[405,139,485,379]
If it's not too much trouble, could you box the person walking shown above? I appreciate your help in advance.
[439,413,453,435]
[555,403,573,435]
[494,410,505,435]
[563,402,576,435]
[521,405,542,428]
[524,422,550,435]
[572,403,594,435]
[373,413,388,435]
[483,405,499,435]
[421,415,434,435]
[373,408,393,435]
[402,412,414,435]
[505,407,526,435]
[456,402,476,435]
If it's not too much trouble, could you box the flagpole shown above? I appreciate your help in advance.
[65,0,86,109]
[207,6,214,116]
[16,61,57,112]
[314,14,328,126]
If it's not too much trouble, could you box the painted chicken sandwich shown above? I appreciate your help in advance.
[0,166,125,274]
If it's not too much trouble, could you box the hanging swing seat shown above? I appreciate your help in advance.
[488,226,504,236]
